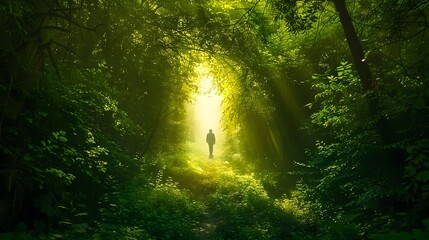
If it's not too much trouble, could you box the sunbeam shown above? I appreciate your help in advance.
[189,73,224,158]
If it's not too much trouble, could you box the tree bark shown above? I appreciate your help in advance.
[332,0,373,91]
[332,0,403,164]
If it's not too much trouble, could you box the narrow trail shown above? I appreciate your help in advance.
[162,143,297,239]
[166,146,236,238]
[120,142,313,239]
[166,143,239,197]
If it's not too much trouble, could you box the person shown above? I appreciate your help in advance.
[206,129,216,158]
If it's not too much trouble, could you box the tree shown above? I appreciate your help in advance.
[270,0,429,234]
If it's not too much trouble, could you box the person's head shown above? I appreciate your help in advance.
[209,129,213,133]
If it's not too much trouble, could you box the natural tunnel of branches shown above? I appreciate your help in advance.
[1,0,429,239]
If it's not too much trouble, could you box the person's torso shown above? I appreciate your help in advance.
[207,133,215,143]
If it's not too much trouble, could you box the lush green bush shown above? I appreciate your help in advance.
[207,173,310,240]
[94,179,205,240]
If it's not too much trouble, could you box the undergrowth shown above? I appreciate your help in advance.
[1,144,328,239]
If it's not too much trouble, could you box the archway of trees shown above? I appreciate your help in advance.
[1,0,429,239]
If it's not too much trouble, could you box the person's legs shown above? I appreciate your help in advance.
[209,144,213,157]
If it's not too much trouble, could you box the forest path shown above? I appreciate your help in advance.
[105,142,312,240]
[166,142,240,198]
[166,145,235,238]
[164,142,271,239]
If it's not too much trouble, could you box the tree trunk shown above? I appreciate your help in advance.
[332,0,373,91]
[332,0,403,164]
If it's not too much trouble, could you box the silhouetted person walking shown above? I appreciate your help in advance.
[206,129,216,158]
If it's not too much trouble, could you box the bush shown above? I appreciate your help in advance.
[96,179,204,240]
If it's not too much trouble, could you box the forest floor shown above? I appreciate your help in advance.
[2,143,315,239]
[166,146,248,238]
[148,143,314,240]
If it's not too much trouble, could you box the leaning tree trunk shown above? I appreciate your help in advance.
[332,0,403,164]
[332,0,373,91]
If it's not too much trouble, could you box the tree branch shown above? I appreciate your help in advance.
[234,0,262,28]
[36,12,104,32]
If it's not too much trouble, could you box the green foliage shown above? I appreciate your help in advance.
[271,0,326,32]
[302,62,376,214]
[2,0,429,239]
[404,140,429,197]
[374,219,429,240]
[0,0,31,27]
[311,61,365,129]
[207,173,309,239]
[94,179,204,240]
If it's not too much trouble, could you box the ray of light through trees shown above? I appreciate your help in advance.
[1,0,429,239]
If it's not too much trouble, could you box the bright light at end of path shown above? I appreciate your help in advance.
[190,75,224,157]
